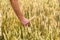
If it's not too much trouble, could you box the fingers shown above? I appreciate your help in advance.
[25,21,30,26]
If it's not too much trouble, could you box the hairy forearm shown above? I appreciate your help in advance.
[10,0,30,26]
[10,0,24,20]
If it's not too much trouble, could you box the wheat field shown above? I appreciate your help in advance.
[0,0,60,40]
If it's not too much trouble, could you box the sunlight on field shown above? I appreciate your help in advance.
[0,0,60,40]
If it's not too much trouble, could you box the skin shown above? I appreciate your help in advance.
[10,0,30,26]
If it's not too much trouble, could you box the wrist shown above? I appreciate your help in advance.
[20,16,25,21]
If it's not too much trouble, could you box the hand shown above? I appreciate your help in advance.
[20,17,30,26]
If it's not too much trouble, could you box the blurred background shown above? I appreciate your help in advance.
[0,0,60,40]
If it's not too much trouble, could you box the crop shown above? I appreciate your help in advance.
[0,0,60,40]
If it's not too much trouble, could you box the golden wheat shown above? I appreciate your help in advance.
[0,0,60,40]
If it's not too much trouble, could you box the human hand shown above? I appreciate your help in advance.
[20,17,30,26]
